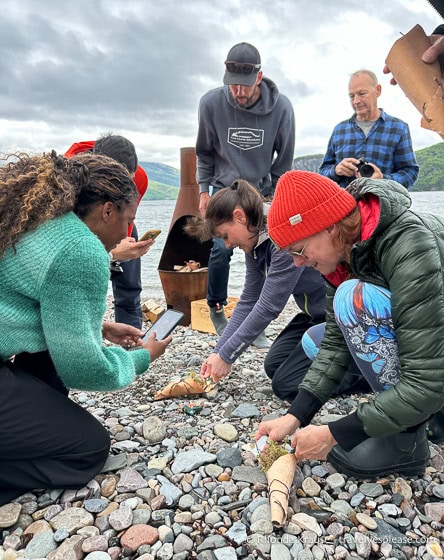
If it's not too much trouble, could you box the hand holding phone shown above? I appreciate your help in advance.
[143,334,171,362]
[143,309,184,341]
[139,228,161,242]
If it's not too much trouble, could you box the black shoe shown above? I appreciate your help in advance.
[427,409,444,444]
[327,426,430,479]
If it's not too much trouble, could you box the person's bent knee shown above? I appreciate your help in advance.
[83,419,111,471]
[301,323,325,361]
[62,423,111,489]
[65,414,111,485]
[270,374,290,401]
[264,351,277,379]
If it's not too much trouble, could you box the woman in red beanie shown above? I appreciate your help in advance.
[256,169,444,478]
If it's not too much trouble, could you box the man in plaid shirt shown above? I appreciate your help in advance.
[319,69,419,189]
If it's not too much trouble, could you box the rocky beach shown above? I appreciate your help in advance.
[0,298,444,560]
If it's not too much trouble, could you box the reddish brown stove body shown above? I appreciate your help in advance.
[158,147,212,325]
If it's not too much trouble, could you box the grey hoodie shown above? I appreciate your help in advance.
[196,77,295,197]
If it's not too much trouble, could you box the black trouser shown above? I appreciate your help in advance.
[264,313,370,403]
[0,352,110,506]
[207,236,233,308]
[111,224,143,328]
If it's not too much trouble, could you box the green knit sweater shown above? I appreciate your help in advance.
[0,212,150,391]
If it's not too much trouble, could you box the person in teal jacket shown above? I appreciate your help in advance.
[0,151,171,505]
[256,170,444,479]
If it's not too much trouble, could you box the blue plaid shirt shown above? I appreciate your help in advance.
[319,109,419,189]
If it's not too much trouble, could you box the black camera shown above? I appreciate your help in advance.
[356,158,374,178]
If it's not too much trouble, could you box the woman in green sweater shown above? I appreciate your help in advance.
[0,151,170,505]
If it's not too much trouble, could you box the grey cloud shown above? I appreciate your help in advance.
[0,0,226,127]
[0,0,440,160]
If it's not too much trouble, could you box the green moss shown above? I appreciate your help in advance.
[258,440,289,472]
[188,371,205,386]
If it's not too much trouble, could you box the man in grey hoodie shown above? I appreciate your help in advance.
[196,42,295,341]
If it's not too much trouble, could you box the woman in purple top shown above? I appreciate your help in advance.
[187,179,333,391]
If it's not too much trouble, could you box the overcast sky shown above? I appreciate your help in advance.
[0,0,441,168]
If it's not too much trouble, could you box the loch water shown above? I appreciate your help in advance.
[134,192,444,300]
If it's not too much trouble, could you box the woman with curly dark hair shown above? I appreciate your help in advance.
[0,151,170,505]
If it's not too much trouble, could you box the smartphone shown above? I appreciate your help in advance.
[139,228,161,242]
[143,309,184,341]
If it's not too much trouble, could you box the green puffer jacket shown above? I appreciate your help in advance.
[290,178,444,447]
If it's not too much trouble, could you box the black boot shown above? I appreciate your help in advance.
[209,304,228,336]
[427,408,444,444]
[327,425,430,479]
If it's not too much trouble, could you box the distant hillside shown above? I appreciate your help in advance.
[293,154,324,172]
[145,180,180,200]
[413,142,444,191]
[139,162,180,200]
[141,142,444,198]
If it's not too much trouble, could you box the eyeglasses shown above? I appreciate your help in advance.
[225,61,261,75]
[287,240,308,259]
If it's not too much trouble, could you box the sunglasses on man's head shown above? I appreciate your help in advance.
[225,61,261,75]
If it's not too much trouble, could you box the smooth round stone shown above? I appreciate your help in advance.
[326,473,346,489]
[158,525,174,543]
[173,533,193,554]
[250,503,271,525]
[432,483,444,499]
[54,528,70,542]
[291,513,322,536]
[250,519,273,535]
[205,464,224,478]
[270,543,291,560]
[393,477,413,501]
[217,496,231,506]
[213,423,239,442]
[326,522,344,537]
[204,512,222,526]
[24,532,58,559]
[238,488,252,501]
[311,465,330,478]
[132,509,152,525]
[174,512,192,524]
[356,512,377,530]
[84,499,109,514]
[302,477,321,497]
[330,499,354,517]
[0,504,22,528]
[397,518,411,529]
[50,508,95,533]
[359,483,384,498]
[177,495,195,510]
[84,553,112,560]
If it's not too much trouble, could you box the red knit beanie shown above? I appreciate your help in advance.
[268,170,357,248]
